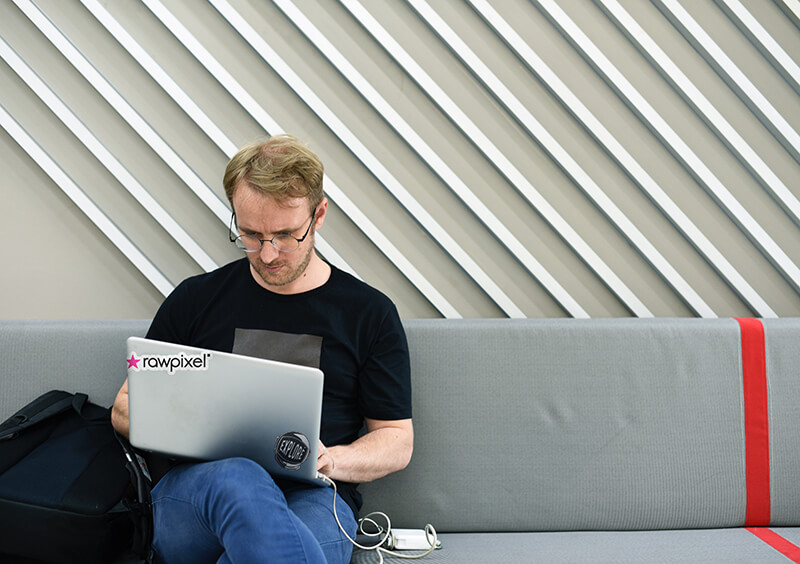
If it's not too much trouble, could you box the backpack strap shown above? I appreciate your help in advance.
[0,390,88,441]
[115,431,154,563]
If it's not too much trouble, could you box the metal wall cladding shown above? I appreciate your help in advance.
[1,0,799,319]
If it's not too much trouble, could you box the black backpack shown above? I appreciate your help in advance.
[0,390,153,564]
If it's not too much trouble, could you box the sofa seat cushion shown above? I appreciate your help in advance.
[350,528,800,563]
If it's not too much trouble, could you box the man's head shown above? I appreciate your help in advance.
[223,134,324,212]
[225,135,329,293]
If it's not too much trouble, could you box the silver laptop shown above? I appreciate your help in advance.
[126,336,326,486]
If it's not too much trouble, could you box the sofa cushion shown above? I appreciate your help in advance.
[350,528,800,563]
[360,318,800,532]
[763,319,800,526]
[0,319,148,419]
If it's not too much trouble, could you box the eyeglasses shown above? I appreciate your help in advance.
[229,208,316,253]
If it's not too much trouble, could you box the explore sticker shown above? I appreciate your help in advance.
[274,431,310,470]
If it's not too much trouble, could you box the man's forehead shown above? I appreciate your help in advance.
[234,187,308,212]
[234,196,309,232]
[233,182,306,207]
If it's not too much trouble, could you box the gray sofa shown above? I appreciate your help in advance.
[2,318,799,563]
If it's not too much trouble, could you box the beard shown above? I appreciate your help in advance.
[247,235,315,289]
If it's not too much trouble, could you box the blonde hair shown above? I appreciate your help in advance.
[223,134,324,210]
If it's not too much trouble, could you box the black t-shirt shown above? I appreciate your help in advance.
[145,258,412,516]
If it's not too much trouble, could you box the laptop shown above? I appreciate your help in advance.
[126,336,326,486]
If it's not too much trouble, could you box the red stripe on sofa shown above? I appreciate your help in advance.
[735,318,770,526]
[746,528,800,562]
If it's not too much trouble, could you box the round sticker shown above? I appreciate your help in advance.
[274,431,310,470]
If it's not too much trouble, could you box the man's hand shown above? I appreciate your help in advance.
[317,440,335,476]
[111,379,130,438]
[314,419,413,483]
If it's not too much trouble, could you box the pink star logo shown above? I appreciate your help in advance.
[127,354,140,369]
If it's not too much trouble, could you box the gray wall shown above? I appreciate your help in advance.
[1,0,799,320]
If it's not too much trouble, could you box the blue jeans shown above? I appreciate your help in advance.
[150,458,357,564]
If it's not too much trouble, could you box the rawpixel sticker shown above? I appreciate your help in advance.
[127,351,211,374]
[275,431,310,470]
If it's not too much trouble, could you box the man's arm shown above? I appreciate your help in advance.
[318,418,413,483]
[111,379,130,439]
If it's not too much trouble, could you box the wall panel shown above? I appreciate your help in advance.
[1,0,798,319]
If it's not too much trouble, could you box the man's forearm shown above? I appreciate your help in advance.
[325,421,413,483]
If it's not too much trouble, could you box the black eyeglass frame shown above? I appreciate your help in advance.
[229,208,317,253]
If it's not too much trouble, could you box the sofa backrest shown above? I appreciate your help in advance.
[360,318,800,532]
[2,318,798,533]
[0,319,148,419]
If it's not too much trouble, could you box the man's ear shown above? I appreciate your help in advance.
[314,197,328,230]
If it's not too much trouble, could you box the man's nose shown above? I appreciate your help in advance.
[259,242,280,262]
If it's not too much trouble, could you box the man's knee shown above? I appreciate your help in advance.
[211,457,268,479]
[200,458,278,505]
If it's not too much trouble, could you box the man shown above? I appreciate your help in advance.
[111,134,414,564]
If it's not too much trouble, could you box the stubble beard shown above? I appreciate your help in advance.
[249,235,315,289]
